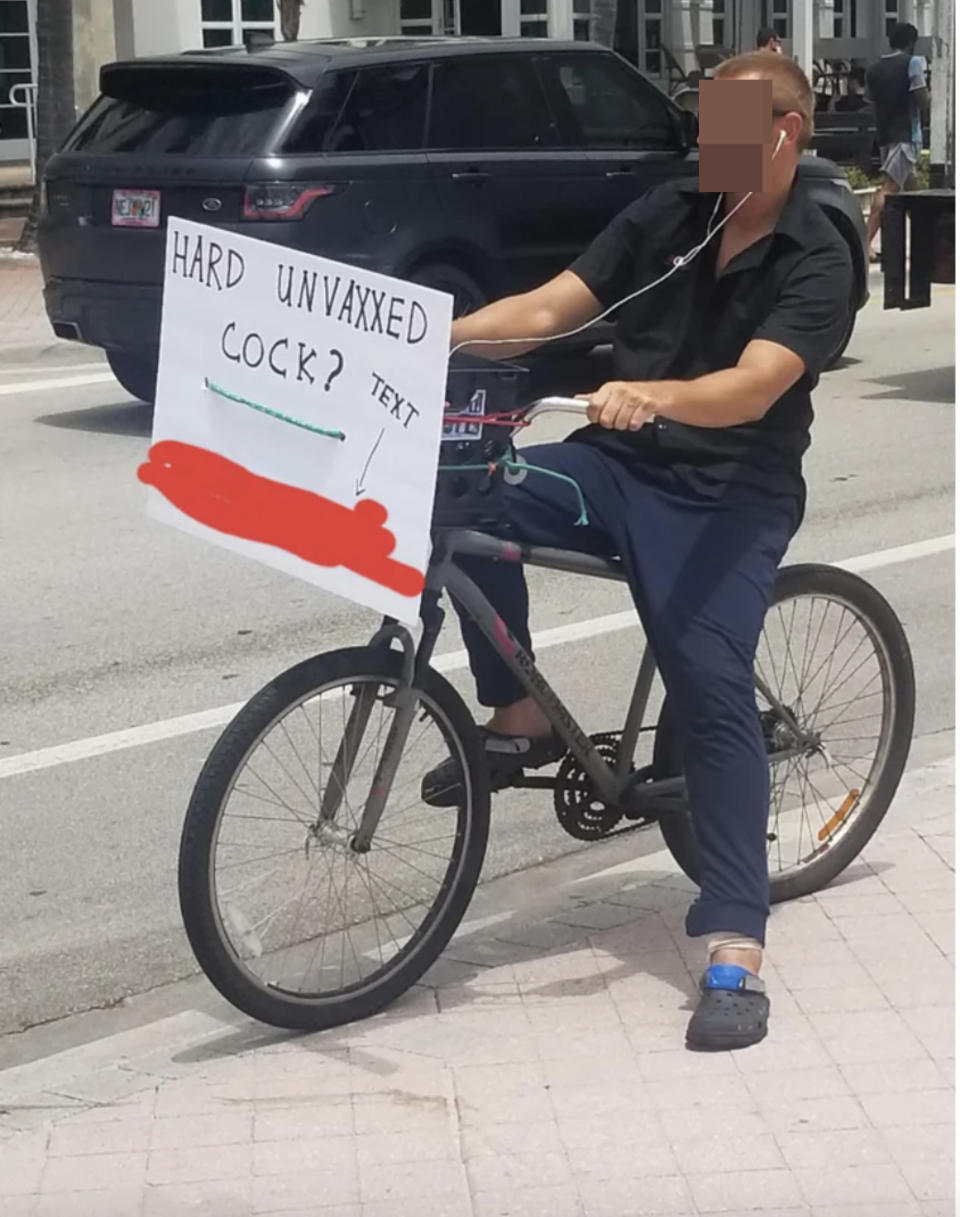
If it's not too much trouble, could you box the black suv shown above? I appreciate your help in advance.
[38,37,869,403]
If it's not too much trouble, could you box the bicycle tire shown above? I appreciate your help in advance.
[178,646,490,1030]
[652,564,916,904]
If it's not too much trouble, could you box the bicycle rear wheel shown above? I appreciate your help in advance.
[654,564,915,903]
[178,647,490,1030]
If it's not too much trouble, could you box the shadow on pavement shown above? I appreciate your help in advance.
[862,365,955,405]
[826,354,861,372]
[35,401,153,437]
[171,853,701,1072]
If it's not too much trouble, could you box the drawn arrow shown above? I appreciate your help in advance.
[354,428,385,497]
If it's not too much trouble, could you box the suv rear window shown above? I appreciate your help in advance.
[68,66,293,156]
[285,64,429,153]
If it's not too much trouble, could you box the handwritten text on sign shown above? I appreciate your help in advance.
[140,220,453,623]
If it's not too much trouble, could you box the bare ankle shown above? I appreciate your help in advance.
[487,699,552,738]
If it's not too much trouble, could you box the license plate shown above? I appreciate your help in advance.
[111,189,160,228]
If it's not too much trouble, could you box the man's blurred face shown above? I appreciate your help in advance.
[698,77,777,193]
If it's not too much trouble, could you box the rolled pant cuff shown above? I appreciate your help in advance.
[685,899,767,948]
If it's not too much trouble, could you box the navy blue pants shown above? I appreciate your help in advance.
[452,442,796,945]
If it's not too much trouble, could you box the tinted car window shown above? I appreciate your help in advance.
[69,70,291,155]
[546,54,675,149]
[322,64,429,153]
[428,58,554,151]
[284,72,356,153]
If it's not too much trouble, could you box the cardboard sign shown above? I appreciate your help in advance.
[139,219,453,623]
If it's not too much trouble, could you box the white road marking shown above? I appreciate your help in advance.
[835,534,955,574]
[0,362,109,377]
[0,533,953,782]
[0,371,117,396]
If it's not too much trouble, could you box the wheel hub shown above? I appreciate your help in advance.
[309,820,355,854]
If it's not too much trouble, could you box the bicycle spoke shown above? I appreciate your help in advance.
[237,765,313,826]
[278,717,320,802]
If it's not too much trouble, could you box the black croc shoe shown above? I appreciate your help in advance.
[421,729,565,808]
[685,964,770,1052]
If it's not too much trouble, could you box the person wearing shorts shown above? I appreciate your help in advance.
[866,22,929,257]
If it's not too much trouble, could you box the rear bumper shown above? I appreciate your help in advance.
[43,276,161,355]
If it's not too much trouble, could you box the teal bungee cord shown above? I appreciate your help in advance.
[204,378,346,442]
[438,457,589,526]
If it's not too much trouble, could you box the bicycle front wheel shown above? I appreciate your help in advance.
[655,563,916,903]
[178,647,490,1030]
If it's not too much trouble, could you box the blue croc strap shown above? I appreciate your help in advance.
[703,964,766,994]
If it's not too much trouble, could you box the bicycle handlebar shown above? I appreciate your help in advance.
[523,396,590,423]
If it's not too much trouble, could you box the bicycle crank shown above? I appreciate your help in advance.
[553,731,657,841]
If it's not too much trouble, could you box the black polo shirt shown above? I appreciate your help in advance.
[568,178,854,513]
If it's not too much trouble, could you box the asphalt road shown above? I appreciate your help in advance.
[0,277,954,1036]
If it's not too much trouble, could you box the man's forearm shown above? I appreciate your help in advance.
[656,369,774,427]
[450,293,556,359]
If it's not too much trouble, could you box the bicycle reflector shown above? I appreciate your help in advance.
[433,354,526,531]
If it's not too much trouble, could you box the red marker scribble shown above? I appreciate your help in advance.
[138,441,425,598]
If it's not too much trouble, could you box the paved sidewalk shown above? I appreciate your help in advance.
[0,254,60,356]
[0,756,954,1217]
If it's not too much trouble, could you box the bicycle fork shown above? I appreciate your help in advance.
[346,580,448,854]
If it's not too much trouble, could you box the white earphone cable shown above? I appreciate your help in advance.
[450,129,788,358]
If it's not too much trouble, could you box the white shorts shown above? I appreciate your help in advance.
[880,142,919,190]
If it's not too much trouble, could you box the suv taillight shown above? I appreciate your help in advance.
[242,183,337,221]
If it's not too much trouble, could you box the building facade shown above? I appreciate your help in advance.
[0,0,938,167]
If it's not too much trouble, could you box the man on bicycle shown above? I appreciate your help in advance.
[423,51,853,1050]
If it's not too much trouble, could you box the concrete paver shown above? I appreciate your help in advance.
[0,754,953,1216]
[0,254,55,354]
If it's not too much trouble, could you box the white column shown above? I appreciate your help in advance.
[501,0,521,36]
[929,0,953,181]
[669,0,708,75]
[814,0,834,41]
[792,0,814,78]
[547,0,573,39]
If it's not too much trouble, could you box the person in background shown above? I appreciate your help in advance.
[865,22,929,259]
[834,66,868,113]
[756,27,783,54]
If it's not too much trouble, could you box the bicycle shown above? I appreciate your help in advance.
[177,392,916,1031]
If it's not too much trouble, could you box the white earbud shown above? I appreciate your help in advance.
[773,128,787,157]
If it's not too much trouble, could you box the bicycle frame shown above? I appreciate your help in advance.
[434,529,665,813]
[350,528,677,850]
[347,390,818,848]
[349,525,821,851]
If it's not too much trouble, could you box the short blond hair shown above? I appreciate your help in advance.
[714,51,815,149]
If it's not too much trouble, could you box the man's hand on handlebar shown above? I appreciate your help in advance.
[577,381,671,432]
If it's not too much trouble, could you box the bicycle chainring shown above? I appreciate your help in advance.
[554,732,627,842]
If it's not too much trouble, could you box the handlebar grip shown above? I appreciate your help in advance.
[524,397,589,422]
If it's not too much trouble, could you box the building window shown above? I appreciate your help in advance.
[760,0,788,40]
[832,0,861,39]
[201,0,275,49]
[712,0,725,48]
[400,0,434,35]
[0,0,33,148]
[642,0,661,77]
[520,0,547,39]
[573,0,591,41]
[884,0,899,38]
